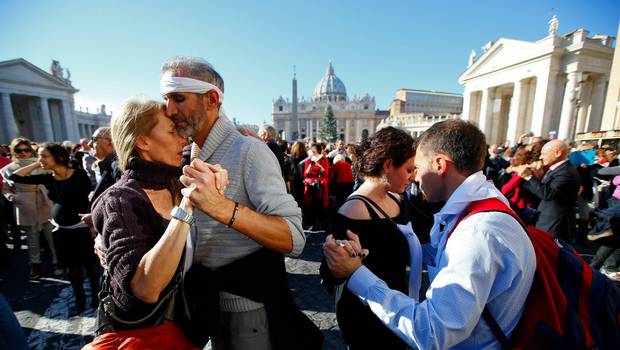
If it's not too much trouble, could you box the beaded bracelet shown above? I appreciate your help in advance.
[227,201,239,228]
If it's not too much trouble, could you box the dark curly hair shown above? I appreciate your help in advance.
[352,127,415,178]
[39,142,70,167]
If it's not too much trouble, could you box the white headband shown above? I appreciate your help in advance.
[160,76,224,103]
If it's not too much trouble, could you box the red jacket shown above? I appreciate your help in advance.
[331,161,354,184]
[501,173,536,210]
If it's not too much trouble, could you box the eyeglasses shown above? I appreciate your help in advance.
[14,148,32,154]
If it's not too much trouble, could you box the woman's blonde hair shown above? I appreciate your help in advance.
[111,99,165,171]
[9,137,33,161]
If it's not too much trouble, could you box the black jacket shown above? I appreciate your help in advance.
[181,248,323,350]
[524,161,580,240]
[90,153,121,208]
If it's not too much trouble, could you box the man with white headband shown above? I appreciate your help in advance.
[160,56,322,350]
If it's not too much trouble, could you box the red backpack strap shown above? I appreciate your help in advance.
[447,197,524,240]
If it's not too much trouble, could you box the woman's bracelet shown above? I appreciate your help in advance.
[226,201,239,228]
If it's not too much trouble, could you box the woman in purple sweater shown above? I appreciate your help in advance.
[86,100,226,349]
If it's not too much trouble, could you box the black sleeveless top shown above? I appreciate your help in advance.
[322,193,412,350]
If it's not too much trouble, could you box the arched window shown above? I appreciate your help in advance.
[361,129,369,140]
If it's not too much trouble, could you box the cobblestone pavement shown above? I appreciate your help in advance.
[1,231,346,349]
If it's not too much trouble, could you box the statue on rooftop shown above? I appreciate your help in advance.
[548,14,559,36]
[468,50,477,67]
[51,60,63,78]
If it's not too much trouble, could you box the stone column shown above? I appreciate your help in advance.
[587,78,607,132]
[63,99,79,141]
[506,80,525,144]
[1,93,18,142]
[558,72,580,141]
[462,88,472,121]
[575,80,593,134]
[39,97,55,141]
[531,72,558,136]
[478,87,494,136]
[345,118,351,144]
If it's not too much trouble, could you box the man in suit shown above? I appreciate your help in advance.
[79,127,121,227]
[521,139,580,241]
[258,124,285,177]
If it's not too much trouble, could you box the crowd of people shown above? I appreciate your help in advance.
[0,55,618,350]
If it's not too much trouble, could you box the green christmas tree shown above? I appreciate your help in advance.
[318,104,337,143]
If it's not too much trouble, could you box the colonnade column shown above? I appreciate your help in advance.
[478,88,494,136]
[345,119,351,144]
[576,79,593,134]
[531,72,557,136]
[39,97,55,141]
[587,78,608,132]
[558,72,579,141]
[462,87,472,121]
[1,93,18,142]
[506,80,525,144]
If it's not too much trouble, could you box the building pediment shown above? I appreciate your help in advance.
[459,39,553,83]
[0,58,77,92]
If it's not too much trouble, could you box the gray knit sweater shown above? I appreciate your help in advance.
[191,116,305,311]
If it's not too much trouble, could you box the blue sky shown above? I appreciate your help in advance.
[1,0,618,125]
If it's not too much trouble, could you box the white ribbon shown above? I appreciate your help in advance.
[160,76,224,103]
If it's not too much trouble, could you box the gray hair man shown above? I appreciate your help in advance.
[160,56,321,349]
[258,124,285,176]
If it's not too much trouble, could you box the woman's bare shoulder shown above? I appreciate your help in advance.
[338,197,372,220]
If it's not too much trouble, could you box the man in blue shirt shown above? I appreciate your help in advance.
[324,120,536,349]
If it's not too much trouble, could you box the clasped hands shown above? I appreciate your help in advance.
[515,161,544,179]
[179,159,230,221]
[323,230,369,279]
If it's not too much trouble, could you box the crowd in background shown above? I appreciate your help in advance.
[1,122,620,348]
[3,127,620,285]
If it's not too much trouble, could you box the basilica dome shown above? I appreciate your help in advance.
[313,62,347,102]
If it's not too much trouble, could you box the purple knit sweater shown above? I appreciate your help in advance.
[92,158,182,319]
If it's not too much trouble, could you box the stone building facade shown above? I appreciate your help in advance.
[459,16,615,145]
[377,89,462,137]
[602,22,620,131]
[0,58,110,144]
[272,63,384,143]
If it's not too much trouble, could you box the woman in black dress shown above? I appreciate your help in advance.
[10,143,98,314]
[320,127,422,350]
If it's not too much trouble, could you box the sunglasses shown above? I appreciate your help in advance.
[14,148,32,153]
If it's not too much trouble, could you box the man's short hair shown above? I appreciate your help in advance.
[161,56,224,93]
[258,124,277,140]
[418,119,487,176]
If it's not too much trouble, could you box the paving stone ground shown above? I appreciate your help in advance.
[4,230,610,350]
[1,231,346,349]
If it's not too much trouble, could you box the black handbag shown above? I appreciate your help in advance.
[94,273,181,337]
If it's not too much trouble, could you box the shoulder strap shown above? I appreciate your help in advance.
[482,307,511,350]
[347,195,393,221]
[446,197,521,349]
[447,197,524,239]
[387,192,400,203]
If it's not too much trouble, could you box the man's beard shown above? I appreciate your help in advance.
[172,108,207,138]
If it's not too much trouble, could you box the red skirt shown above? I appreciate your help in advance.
[83,322,199,350]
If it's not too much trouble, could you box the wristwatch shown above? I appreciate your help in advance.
[170,206,195,225]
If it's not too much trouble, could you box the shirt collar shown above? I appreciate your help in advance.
[548,159,568,172]
[198,115,237,161]
[430,171,506,247]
